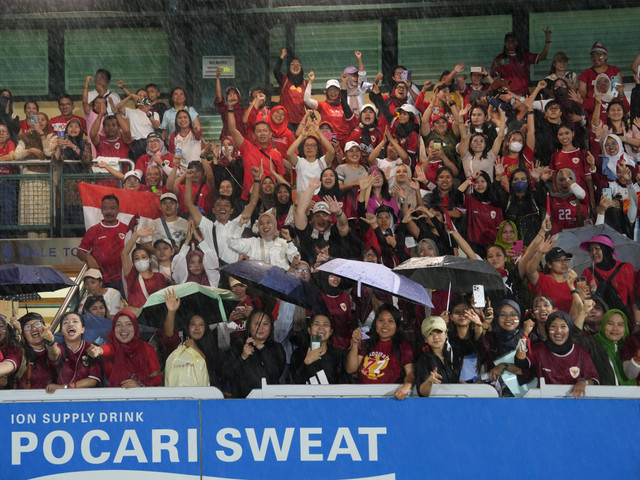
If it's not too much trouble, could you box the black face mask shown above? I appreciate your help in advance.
[555,87,568,97]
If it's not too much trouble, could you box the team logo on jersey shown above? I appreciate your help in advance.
[570,366,581,379]
[570,200,577,207]
[288,85,303,93]
[360,352,389,380]
[340,303,347,312]
[490,210,497,219]
[572,157,580,164]
[114,142,121,150]
[118,233,125,240]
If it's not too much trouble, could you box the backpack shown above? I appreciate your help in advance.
[590,263,628,316]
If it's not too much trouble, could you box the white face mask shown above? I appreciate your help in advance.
[509,141,523,153]
[134,259,150,272]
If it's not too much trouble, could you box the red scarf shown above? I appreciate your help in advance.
[266,106,291,139]
[107,311,150,386]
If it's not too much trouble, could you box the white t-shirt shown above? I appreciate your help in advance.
[144,217,189,248]
[88,90,121,114]
[199,215,246,265]
[376,158,403,187]
[78,287,122,317]
[294,156,327,195]
[125,107,158,140]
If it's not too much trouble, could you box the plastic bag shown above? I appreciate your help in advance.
[164,344,210,386]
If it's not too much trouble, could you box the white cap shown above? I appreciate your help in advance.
[312,202,331,214]
[325,79,340,90]
[344,141,361,152]
[398,104,420,117]
[360,103,378,115]
[124,170,142,181]
[160,192,178,202]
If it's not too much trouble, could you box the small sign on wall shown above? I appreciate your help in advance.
[203,56,235,78]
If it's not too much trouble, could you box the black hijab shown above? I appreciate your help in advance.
[544,311,574,356]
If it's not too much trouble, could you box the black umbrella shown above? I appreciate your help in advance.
[0,264,75,299]
[221,260,328,314]
[394,255,505,293]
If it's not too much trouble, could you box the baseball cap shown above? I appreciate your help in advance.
[325,79,340,90]
[344,141,361,152]
[160,192,178,203]
[124,170,142,181]
[343,66,358,75]
[360,103,378,115]
[545,247,573,263]
[147,132,163,142]
[229,277,244,287]
[553,51,569,63]
[398,104,420,117]
[83,268,103,281]
[421,316,447,338]
[312,201,331,215]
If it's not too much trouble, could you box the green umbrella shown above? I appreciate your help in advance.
[137,282,239,332]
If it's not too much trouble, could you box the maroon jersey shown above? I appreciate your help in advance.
[78,221,128,284]
[525,342,599,385]
[358,339,414,384]
[549,196,587,234]
[51,341,102,385]
[320,291,352,350]
[464,194,503,246]
[18,348,55,389]
[550,149,591,194]
[316,102,350,145]
[1,343,23,386]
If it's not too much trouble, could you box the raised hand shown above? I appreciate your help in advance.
[427,367,442,384]
[323,195,342,214]
[164,288,181,312]
[307,71,315,83]
[87,344,103,358]
[354,50,362,60]
[280,48,287,59]
[541,27,552,42]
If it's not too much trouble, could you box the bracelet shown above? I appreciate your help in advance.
[335,210,343,218]
[253,179,260,183]
[44,338,55,347]
[119,85,125,89]
[227,108,234,113]
[545,41,551,44]
[570,289,578,295]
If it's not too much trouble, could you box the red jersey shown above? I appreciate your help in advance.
[320,291,352,350]
[501,145,534,179]
[19,119,33,133]
[550,148,591,193]
[78,221,128,283]
[578,65,621,100]
[214,98,246,141]
[125,268,167,308]
[549,196,587,234]
[492,51,540,95]
[135,153,175,178]
[0,140,16,174]
[18,348,55,389]
[239,140,285,200]
[358,339,414,384]
[49,115,87,134]
[1,343,23,383]
[100,342,162,387]
[316,101,349,145]
[271,132,295,159]
[278,77,307,124]
[583,261,636,307]
[530,273,573,313]
[51,341,102,385]
[177,181,213,216]
[464,194,503,246]
[96,134,130,159]
[526,342,599,385]
[347,125,382,150]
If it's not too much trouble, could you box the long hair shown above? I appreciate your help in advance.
[364,304,405,357]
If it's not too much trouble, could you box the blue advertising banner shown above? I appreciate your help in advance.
[3,397,639,479]
[201,398,640,480]
[4,400,200,480]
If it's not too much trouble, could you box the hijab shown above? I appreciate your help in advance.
[318,167,343,200]
[495,220,518,251]
[471,170,496,203]
[186,250,210,286]
[493,300,523,355]
[259,175,277,211]
[107,311,150,386]
[544,311,574,356]
[266,106,291,139]
[601,134,635,181]
[595,309,635,385]
[275,183,293,217]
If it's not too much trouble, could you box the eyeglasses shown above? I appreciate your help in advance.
[232,283,247,288]
[498,312,518,319]
[295,268,311,275]
[23,321,44,332]
[303,144,317,149]
[395,86,408,90]
[290,62,302,67]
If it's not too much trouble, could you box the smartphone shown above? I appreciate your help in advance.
[400,70,409,82]
[602,187,612,198]
[331,133,337,142]
[362,81,374,90]
[577,276,587,290]
[310,112,317,121]
[30,114,38,125]
[323,132,333,142]
[310,334,322,350]
[470,66,482,73]
[433,140,442,150]
[234,306,245,315]
[512,240,524,255]
[472,284,486,308]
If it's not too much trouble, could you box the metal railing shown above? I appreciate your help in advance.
[0,158,134,238]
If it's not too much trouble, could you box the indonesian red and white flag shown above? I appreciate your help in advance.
[77,182,161,231]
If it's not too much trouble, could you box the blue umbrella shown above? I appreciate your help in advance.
[317,258,433,307]
[0,264,75,298]
[221,260,328,314]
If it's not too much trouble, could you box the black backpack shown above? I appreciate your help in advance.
[590,263,628,316]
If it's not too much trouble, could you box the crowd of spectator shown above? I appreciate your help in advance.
[1,30,640,398]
